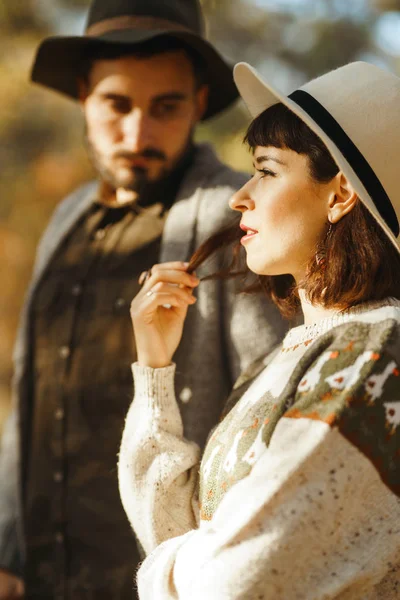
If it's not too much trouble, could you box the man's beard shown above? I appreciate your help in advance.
[84,132,193,201]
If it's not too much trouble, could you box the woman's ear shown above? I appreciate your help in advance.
[328,172,358,224]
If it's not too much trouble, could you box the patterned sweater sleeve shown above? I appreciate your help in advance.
[118,363,201,555]
[135,324,400,599]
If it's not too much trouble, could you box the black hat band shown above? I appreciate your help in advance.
[289,89,399,237]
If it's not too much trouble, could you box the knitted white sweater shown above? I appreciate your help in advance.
[118,300,400,599]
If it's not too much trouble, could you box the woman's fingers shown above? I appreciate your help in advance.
[133,261,199,320]
[131,282,196,318]
[141,264,199,294]
[132,291,193,323]
[138,262,189,286]
[146,283,196,306]
[151,261,190,271]
[151,282,197,302]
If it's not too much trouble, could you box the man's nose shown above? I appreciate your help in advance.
[229,181,255,213]
[121,109,152,151]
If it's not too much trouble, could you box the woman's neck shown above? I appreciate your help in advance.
[298,288,341,326]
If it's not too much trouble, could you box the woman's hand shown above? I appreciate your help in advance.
[131,262,200,369]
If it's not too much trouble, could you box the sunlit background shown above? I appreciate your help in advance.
[1,0,400,431]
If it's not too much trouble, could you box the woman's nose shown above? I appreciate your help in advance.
[229,183,255,213]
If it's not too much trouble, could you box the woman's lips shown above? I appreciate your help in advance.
[240,223,258,244]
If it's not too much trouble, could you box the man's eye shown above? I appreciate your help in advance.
[106,98,130,114]
[154,103,179,117]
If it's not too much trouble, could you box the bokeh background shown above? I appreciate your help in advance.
[1,0,400,432]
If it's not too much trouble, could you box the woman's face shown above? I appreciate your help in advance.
[230,145,333,281]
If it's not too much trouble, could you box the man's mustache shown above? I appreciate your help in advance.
[113,148,167,162]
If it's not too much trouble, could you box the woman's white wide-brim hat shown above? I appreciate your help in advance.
[234,61,400,252]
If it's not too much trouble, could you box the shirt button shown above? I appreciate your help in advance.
[55,532,64,544]
[94,229,106,241]
[54,471,63,483]
[115,297,127,309]
[55,408,65,421]
[71,284,82,296]
[59,346,70,359]
[179,387,193,404]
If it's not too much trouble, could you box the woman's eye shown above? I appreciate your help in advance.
[256,168,276,179]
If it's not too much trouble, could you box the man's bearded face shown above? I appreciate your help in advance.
[85,138,169,195]
[80,51,208,196]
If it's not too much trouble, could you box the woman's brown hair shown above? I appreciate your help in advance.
[187,103,400,319]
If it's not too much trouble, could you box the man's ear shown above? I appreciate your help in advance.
[77,78,89,108]
[194,84,210,122]
[327,172,358,224]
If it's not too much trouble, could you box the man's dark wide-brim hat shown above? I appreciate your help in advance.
[31,0,239,120]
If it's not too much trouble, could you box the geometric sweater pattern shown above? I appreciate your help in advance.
[118,299,400,599]
[200,311,400,521]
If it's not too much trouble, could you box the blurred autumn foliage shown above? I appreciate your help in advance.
[1,0,400,431]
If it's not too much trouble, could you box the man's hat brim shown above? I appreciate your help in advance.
[31,29,239,120]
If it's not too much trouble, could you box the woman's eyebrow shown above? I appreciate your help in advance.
[254,154,287,166]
